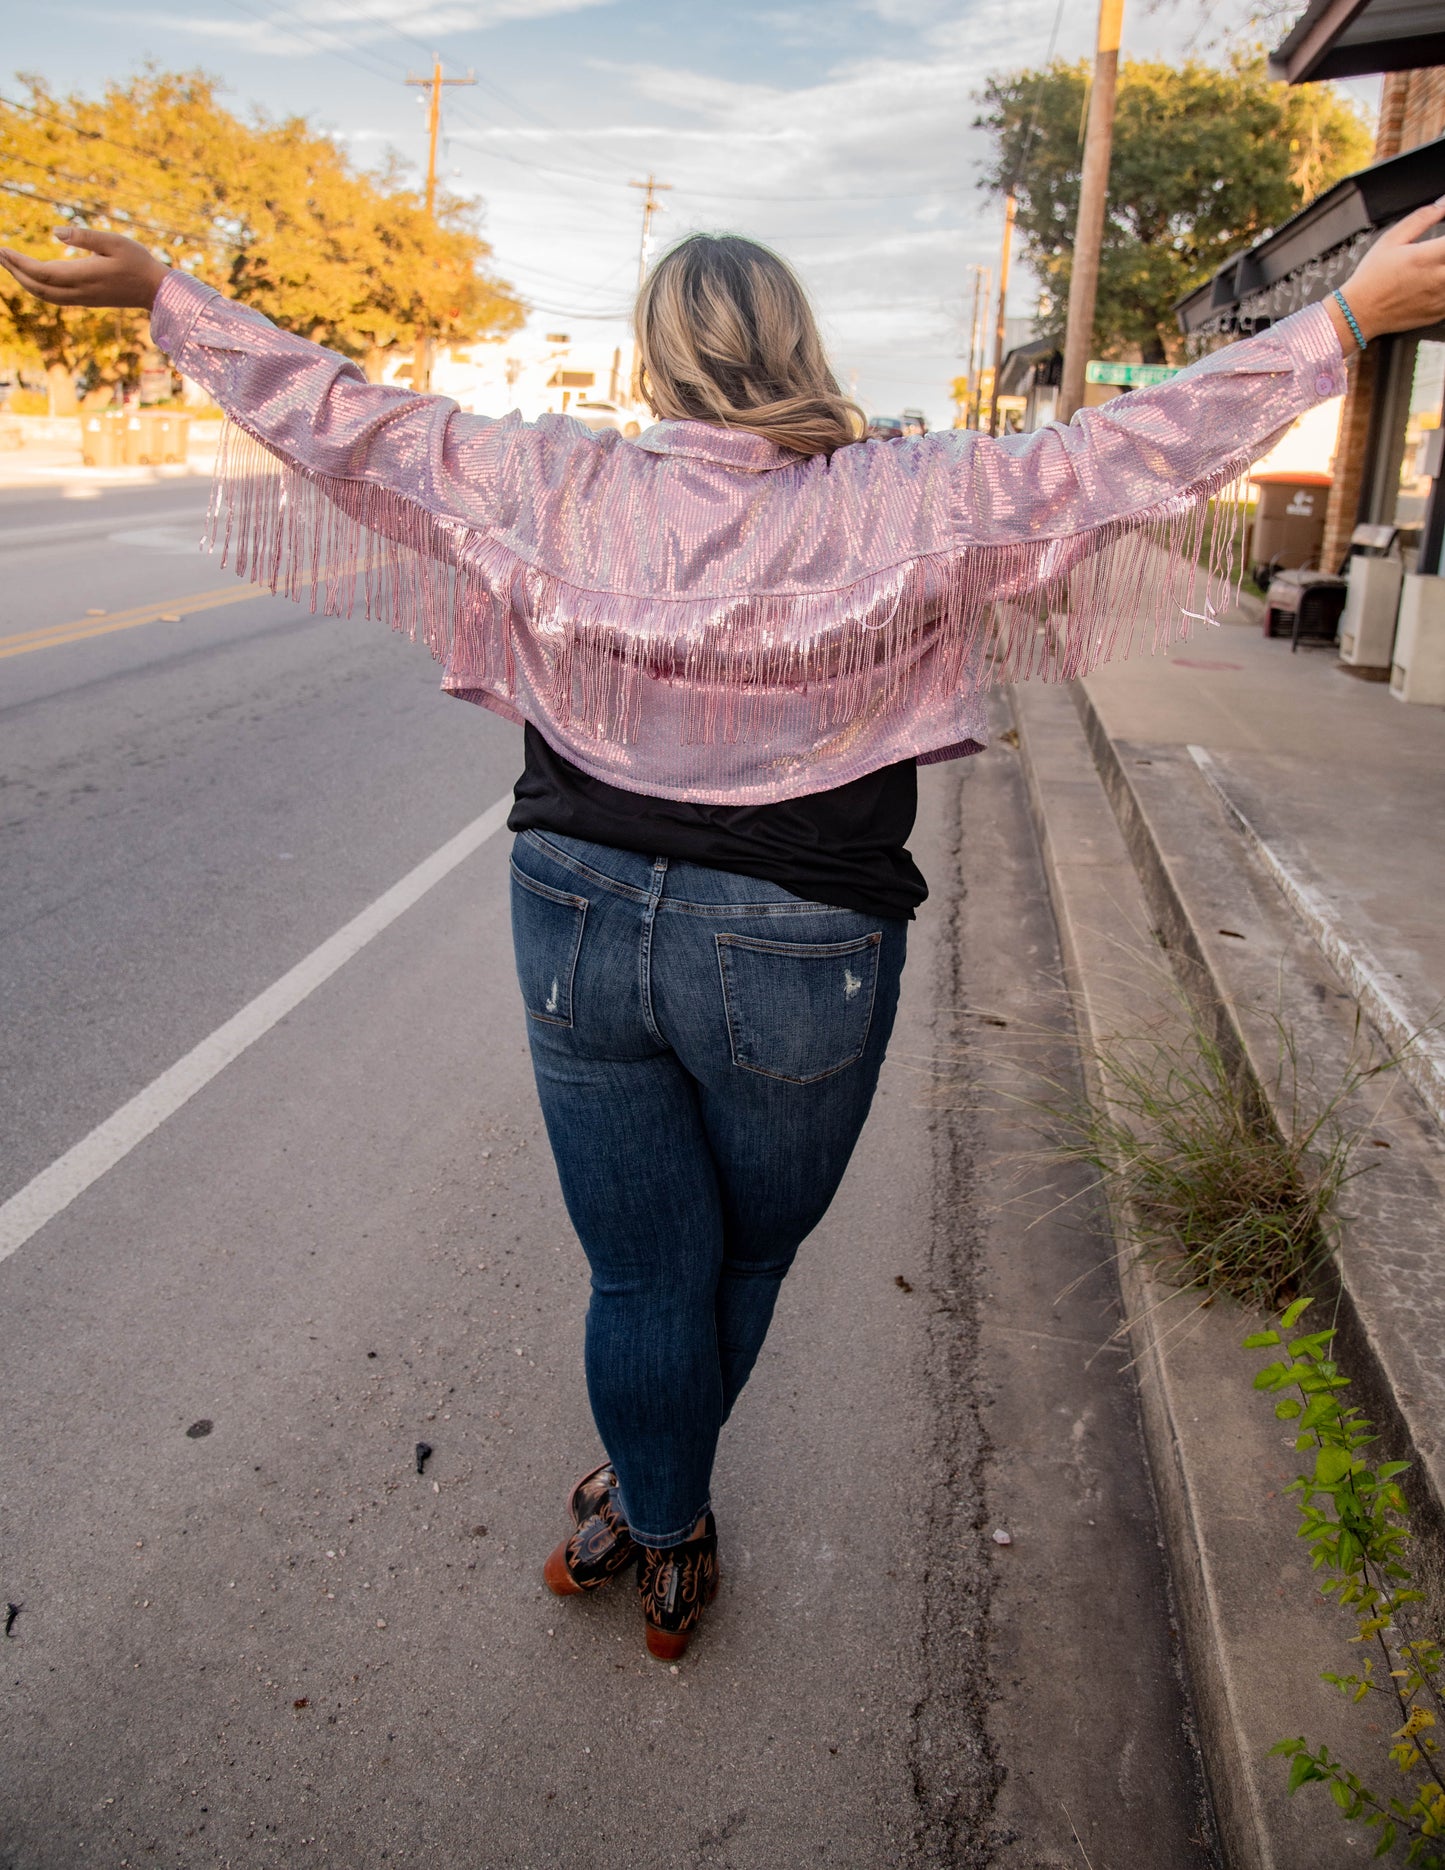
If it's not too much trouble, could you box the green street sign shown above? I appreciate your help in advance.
[1085,361,1181,387]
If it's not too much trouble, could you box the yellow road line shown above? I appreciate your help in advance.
[0,583,269,660]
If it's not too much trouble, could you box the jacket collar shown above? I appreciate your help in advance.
[632,418,797,472]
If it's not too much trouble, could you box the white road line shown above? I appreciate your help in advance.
[0,793,514,1265]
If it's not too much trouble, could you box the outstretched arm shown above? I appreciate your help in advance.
[947,199,1445,548]
[0,228,519,536]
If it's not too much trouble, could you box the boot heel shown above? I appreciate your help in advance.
[645,1622,692,1661]
[543,1539,584,1597]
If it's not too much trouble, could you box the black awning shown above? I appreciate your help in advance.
[1271,0,1445,83]
[1175,132,1445,337]
[997,337,1061,397]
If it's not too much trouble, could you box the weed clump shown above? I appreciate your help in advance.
[1038,995,1387,1310]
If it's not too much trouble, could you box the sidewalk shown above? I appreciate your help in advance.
[1012,605,1445,1870]
[0,425,220,491]
[1083,605,1445,1116]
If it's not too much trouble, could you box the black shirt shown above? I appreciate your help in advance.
[508,724,929,921]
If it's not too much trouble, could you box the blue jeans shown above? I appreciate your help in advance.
[509,830,907,1548]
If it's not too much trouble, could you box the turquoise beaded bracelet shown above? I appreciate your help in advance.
[1332,287,1367,353]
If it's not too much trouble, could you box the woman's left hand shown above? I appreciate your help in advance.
[0,227,167,311]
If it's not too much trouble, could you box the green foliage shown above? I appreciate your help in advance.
[0,69,524,389]
[975,53,1372,362]
[1249,1299,1445,1862]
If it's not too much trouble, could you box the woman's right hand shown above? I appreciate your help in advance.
[0,227,167,311]
[1332,198,1445,349]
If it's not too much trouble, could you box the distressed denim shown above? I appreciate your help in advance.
[509,830,907,1547]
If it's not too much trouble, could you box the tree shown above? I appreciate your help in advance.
[976,54,1372,363]
[0,70,525,407]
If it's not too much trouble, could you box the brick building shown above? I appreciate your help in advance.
[1177,0,1445,610]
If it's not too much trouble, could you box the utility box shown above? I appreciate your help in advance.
[1250,471,1331,586]
[1391,574,1445,705]
[1339,554,1404,671]
[79,411,124,468]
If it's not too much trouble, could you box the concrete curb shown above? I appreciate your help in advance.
[1010,678,1445,1870]
[1069,678,1445,1547]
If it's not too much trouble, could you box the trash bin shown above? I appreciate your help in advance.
[1249,471,1332,586]
[79,411,125,468]
[121,411,151,465]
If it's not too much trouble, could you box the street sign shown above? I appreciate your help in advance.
[1085,361,1181,387]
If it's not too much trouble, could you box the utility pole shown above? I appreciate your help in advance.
[628,173,671,406]
[405,56,476,393]
[965,263,990,427]
[1058,0,1125,422]
[630,173,672,287]
[987,194,1017,437]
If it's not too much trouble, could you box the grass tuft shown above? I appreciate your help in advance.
[1029,989,1396,1311]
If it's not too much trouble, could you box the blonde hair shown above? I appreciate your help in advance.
[635,234,863,459]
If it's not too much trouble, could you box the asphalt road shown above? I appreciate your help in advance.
[2,476,1217,1868]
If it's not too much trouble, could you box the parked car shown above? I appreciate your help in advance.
[866,414,904,442]
[572,399,624,433]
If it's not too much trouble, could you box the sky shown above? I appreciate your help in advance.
[6,0,1380,426]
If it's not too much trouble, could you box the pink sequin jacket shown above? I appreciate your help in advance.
[149,270,1348,804]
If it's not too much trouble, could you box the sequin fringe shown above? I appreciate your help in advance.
[209,418,1253,753]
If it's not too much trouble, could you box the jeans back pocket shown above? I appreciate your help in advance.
[715,929,882,1084]
[510,865,588,1027]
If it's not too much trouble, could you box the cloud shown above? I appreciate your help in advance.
[92,0,613,60]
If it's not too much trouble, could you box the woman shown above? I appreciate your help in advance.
[5,210,1442,1661]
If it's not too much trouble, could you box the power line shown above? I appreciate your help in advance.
[0,91,181,171]
[2,149,227,234]
[0,179,225,249]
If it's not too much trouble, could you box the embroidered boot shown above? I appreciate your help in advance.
[542,1461,636,1596]
[636,1513,719,1661]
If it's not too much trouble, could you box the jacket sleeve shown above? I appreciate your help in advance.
[945,301,1347,547]
[149,268,526,546]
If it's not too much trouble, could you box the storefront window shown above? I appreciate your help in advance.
[1396,339,1445,535]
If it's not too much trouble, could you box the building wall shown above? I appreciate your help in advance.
[1375,66,1445,157]
[1320,67,1445,569]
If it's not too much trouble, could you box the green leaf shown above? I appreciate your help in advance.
[1276,1398,1303,1419]
[1282,1296,1314,1329]
[1332,1778,1354,1810]
[1316,1446,1354,1485]
[1243,1330,1281,1348]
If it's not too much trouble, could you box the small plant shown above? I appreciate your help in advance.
[1035,993,1384,1310]
[1248,1296,1445,1862]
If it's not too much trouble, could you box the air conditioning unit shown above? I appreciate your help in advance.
[1338,553,1403,671]
[1391,574,1445,705]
